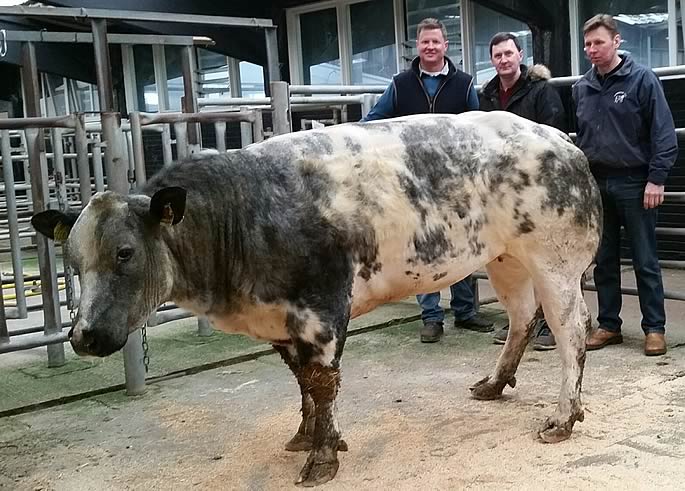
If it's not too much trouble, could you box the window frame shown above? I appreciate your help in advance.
[572,0,678,74]
[286,0,404,85]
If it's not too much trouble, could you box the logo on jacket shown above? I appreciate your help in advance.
[613,91,626,103]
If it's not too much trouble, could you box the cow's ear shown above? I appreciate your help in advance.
[150,187,187,226]
[31,210,79,242]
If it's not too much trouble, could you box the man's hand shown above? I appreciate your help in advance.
[644,182,665,209]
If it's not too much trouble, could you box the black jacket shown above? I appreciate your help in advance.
[479,64,566,130]
[393,56,475,116]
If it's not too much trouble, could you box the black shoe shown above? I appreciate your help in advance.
[420,321,444,343]
[454,314,494,333]
[493,325,508,344]
[532,320,556,351]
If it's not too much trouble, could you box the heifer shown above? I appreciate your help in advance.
[32,111,601,486]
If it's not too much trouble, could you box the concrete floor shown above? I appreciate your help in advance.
[1,268,685,490]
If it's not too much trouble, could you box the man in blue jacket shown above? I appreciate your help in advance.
[363,17,492,343]
[573,14,677,356]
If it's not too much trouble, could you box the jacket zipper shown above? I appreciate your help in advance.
[414,71,454,113]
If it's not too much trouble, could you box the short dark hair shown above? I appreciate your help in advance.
[583,14,619,37]
[488,32,522,56]
[416,18,448,41]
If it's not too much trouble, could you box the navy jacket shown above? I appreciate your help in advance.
[362,56,478,121]
[572,55,677,185]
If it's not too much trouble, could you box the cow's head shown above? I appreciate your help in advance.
[31,187,186,357]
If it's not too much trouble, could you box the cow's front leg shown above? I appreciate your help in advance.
[296,363,343,487]
[273,344,317,451]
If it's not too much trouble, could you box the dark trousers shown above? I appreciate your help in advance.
[594,175,665,334]
[416,275,475,324]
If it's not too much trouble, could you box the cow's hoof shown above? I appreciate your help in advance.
[538,409,584,443]
[286,435,347,453]
[469,375,515,400]
[296,453,339,487]
[538,424,572,444]
[538,417,577,444]
[285,433,313,452]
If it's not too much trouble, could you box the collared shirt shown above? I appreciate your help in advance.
[419,61,449,77]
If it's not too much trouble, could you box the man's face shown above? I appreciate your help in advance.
[584,26,620,68]
[490,39,523,78]
[416,28,448,67]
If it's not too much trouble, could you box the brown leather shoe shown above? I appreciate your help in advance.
[586,328,623,351]
[644,333,667,356]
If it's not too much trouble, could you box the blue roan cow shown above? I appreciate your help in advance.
[32,112,601,487]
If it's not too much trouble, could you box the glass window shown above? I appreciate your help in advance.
[165,46,184,111]
[301,8,342,84]
[239,61,266,98]
[197,48,230,99]
[472,3,533,83]
[405,0,462,69]
[46,74,67,115]
[350,0,398,84]
[578,1,669,70]
[74,81,97,112]
[133,45,157,112]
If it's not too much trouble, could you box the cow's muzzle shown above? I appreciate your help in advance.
[69,320,122,357]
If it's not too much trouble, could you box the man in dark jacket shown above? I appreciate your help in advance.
[363,18,492,343]
[480,32,566,350]
[574,14,677,356]
[480,32,566,130]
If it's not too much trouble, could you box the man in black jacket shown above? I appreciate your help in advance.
[363,18,492,343]
[480,32,566,129]
[480,32,566,350]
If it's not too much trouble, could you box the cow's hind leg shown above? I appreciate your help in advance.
[471,254,539,400]
[533,271,592,443]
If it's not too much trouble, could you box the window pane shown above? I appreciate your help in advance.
[350,0,397,85]
[473,3,533,83]
[301,8,341,84]
[75,81,96,112]
[239,61,266,98]
[133,45,157,112]
[165,46,184,111]
[405,0,462,69]
[46,75,67,115]
[578,1,669,70]
[197,48,230,100]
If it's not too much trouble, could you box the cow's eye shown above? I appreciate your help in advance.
[117,247,134,262]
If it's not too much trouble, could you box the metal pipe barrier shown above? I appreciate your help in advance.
[2,112,267,369]
[0,114,86,366]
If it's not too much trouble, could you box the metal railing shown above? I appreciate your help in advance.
[1,108,265,354]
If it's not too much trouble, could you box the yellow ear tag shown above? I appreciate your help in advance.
[53,222,70,242]
[161,203,174,225]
